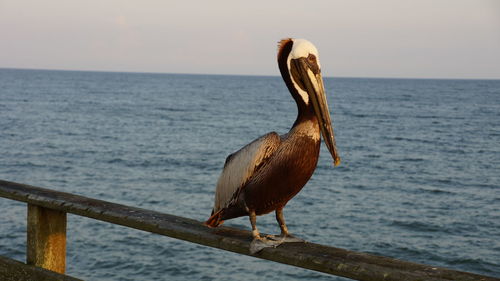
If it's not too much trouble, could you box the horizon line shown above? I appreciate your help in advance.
[1,66,500,81]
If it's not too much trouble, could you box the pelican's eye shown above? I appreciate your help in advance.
[307,54,317,64]
[306,54,320,74]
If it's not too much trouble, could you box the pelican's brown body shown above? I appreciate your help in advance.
[246,119,320,216]
[210,116,320,224]
[206,38,339,239]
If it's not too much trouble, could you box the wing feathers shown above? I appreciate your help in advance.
[212,132,281,213]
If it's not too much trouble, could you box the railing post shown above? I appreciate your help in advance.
[27,204,67,274]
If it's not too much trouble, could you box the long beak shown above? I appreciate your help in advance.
[295,60,341,166]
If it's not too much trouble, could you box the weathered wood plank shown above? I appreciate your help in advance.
[1,179,498,281]
[27,204,67,273]
[0,255,81,281]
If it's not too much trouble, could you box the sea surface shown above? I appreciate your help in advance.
[0,68,499,280]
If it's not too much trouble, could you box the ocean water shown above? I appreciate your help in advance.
[0,68,499,280]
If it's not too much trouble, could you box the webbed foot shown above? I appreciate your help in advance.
[249,237,284,254]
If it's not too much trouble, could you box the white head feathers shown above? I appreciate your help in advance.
[290,39,321,68]
[285,38,322,105]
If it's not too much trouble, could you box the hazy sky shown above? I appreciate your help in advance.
[1,0,499,79]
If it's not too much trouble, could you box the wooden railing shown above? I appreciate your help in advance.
[0,179,498,281]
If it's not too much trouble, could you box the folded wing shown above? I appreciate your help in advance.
[212,132,281,214]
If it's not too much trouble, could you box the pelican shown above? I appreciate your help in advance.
[205,38,340,251]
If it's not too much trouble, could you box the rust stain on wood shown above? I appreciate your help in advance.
[27,204,67,274]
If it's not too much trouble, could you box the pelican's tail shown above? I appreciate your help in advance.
[205,209,224,228]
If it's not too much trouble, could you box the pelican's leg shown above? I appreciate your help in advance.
[275,208,289,236]
[249,210,261,239]
[268,208,304,243]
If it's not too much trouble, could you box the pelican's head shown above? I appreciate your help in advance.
[277,38,340,167]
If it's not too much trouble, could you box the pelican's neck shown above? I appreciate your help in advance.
[288,108,320,142]
[292,102,315,128]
